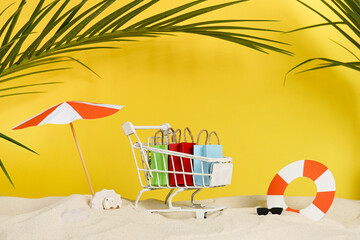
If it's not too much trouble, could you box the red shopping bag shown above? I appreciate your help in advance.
[168,128,182,186]
[168,128,195,186]
[179,127,195,186]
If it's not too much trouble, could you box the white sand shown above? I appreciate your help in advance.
[0,195,359,240]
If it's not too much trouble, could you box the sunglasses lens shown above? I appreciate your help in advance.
[257,208,269,215]
[270,207,283,215]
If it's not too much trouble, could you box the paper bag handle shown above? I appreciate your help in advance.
[154,130,164,145]
[196,129,208,145]
[167,128,181,144]
[167,128,175,144]
[173,129,181,144]
[184,127,194,143]
[209,131,220,145]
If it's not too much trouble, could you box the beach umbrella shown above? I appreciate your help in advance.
[13,101,124,196]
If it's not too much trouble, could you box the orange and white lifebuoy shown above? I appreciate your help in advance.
[267,160,335,221]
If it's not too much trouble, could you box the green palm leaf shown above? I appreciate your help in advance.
[288,0,360,77]
[0,81,61,92]
[0,158,14,187]
[0,0,291,185]
[1,0,291,83]
[0,132,38,186]
[0,133,38,154]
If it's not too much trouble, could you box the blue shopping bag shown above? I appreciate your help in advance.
[194,130,223,186]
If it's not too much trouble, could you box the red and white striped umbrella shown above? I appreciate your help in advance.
[13,101,124,196]
[13,101,123,129]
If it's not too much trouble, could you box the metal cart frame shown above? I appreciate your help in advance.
[123,122,233,219]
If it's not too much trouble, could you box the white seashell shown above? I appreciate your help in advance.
[103,197,117,210]
[90,189,122,210]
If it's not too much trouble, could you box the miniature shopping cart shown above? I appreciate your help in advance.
[122,122,233,219]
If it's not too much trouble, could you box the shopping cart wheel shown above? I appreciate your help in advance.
[195,210,207,219]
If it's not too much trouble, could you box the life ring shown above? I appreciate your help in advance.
[267,160,335,221]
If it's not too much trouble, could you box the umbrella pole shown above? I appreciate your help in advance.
[69,122,95,196]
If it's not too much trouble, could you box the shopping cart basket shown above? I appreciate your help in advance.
[122,122,233,219]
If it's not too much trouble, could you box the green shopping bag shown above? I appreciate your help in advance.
[151,130,169,186]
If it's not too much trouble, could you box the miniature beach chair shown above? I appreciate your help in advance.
[122,122,233,219]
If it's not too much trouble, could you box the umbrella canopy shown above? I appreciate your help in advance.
[13,101,124,196]
[13,101,124,129]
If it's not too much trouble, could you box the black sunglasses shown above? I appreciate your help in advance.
[257,207,283,215]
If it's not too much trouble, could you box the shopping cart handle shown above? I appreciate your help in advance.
[123,122,171,136]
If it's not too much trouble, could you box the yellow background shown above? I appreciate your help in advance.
[1,0,359,200]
